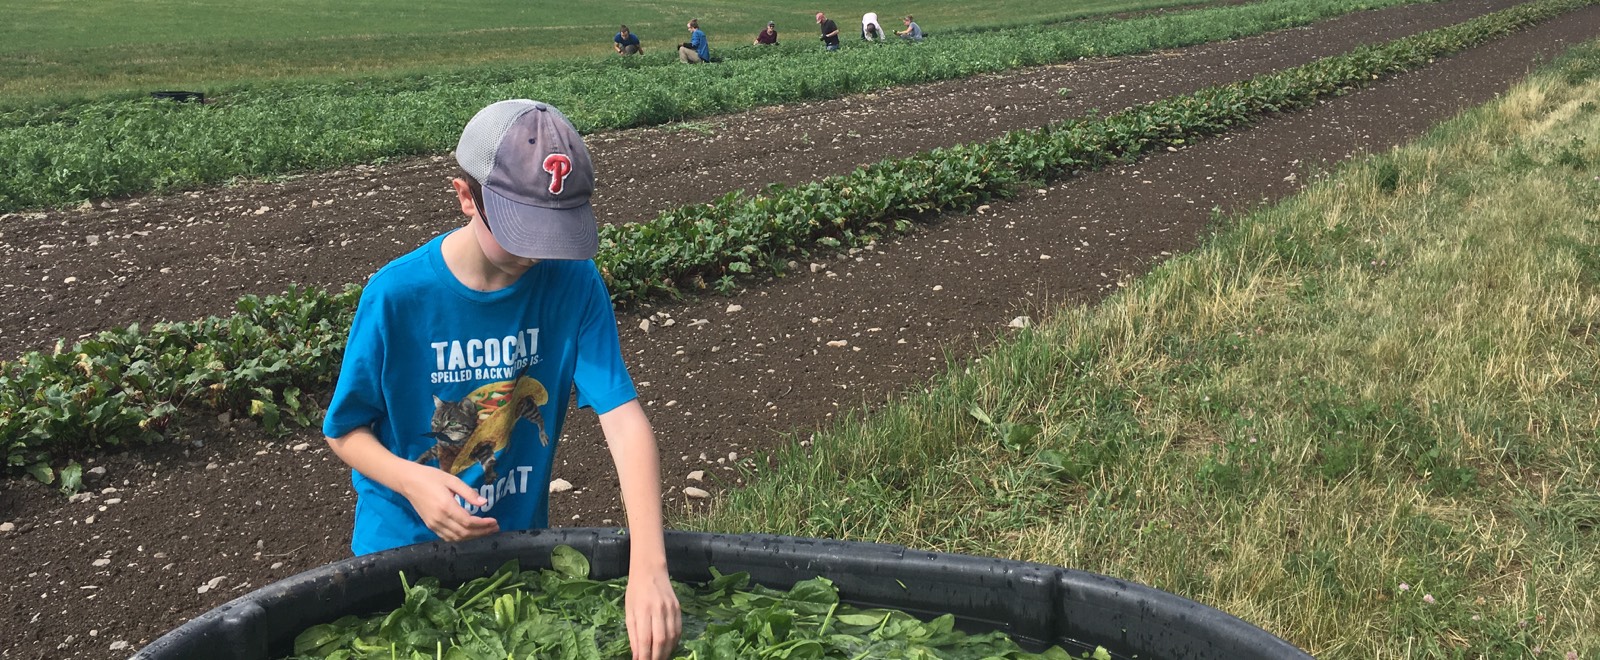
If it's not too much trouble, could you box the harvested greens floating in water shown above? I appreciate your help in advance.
[287,545,1107,660]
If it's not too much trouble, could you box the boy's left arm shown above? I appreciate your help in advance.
[598,400,682,660]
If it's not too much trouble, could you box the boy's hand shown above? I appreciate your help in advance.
[396,462,500,542]
[625,564,681,660]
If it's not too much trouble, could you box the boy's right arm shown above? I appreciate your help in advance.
[325,427,500,542]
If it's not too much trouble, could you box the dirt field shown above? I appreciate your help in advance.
[1,1,1597,657]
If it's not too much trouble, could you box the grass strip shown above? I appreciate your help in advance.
[0,0,1430,214]
[689,38,1600,658]
[2,0,1586,481]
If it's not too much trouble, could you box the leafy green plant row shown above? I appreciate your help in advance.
[287,546,1090,659]
[0,0,1430,214]
[594,0,1598,300]
[0,0,1228,120]
[1,0,1585,482]
[1,286,358,483]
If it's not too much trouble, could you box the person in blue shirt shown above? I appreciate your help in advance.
[678,18,710,63]
[613,25,643,55]
[323,99,681,659]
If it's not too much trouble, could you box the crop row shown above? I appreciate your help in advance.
[0,0,1430,214]
[594,0,1597,299]
[3,0,1589,482]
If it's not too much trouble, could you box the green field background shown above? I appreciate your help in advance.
[0,0,1213,103]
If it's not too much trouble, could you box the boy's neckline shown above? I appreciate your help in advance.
[437,228,537,296]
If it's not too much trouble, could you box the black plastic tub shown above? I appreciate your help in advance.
[133,529,1312,659]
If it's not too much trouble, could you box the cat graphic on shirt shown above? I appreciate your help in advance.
[416,375,550,484]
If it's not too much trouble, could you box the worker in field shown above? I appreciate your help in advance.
[679,18,711,63]
[323,99,682,658]
[817,12,841,51]
[614,25,643,56]
[896,15,923,42]
[862,12,887,42]
[755,21,779,45]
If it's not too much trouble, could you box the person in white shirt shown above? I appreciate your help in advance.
[861,12,886,41]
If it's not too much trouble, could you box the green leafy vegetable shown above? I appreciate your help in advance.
[284,546,1083,660]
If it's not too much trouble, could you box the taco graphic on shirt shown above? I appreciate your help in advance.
[418,376,551,483]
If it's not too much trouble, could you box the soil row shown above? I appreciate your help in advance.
[0,0,1527,359]
[1,3,1597,659]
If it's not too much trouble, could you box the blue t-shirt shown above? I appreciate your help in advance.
[689,28,710,62]
[324,233,637,555]
[614,32,640,47]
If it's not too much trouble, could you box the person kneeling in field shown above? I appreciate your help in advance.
[896,15,923,42]
[679,18,711,63]
[323,99,682,659]
[614,25,643,55]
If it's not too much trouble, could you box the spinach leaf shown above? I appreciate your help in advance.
[284,545,1100,660]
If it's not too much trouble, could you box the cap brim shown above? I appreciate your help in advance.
[481,186,599,260]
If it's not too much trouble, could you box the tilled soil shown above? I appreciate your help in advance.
[1,3,1597,658]
[0,0,1530,360]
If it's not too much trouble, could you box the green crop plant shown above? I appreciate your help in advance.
[285,546,1094,659]
[0,0,1437,214]
[3,0,1590,479]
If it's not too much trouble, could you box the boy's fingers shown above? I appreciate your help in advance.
[669,606,682,646]
[431,517,463,541]
[664,606,682,657]
[626,613,640,659]
[445,477,488,506]
[653,617,673,658]
[447,506,498,536]
[444,506,496,532]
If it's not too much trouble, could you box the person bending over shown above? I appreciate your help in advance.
[861,12,886,42]
[614,25,643,55]
[323,99,682,659]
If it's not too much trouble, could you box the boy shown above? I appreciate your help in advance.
[323,99,681,658]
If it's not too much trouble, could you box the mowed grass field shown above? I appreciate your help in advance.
[0,0,1215,105]
[692,40,1600,657]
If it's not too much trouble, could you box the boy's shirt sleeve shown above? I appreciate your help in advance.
[323,287,388,439]
[572,263,637,414]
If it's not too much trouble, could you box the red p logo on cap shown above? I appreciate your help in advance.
[543,154,573,195]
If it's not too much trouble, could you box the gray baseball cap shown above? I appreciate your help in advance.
[456,100,598,260]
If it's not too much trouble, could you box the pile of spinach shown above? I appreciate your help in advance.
[287,546,1109,660]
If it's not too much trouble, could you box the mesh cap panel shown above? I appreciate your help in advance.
[456,100,537,183]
